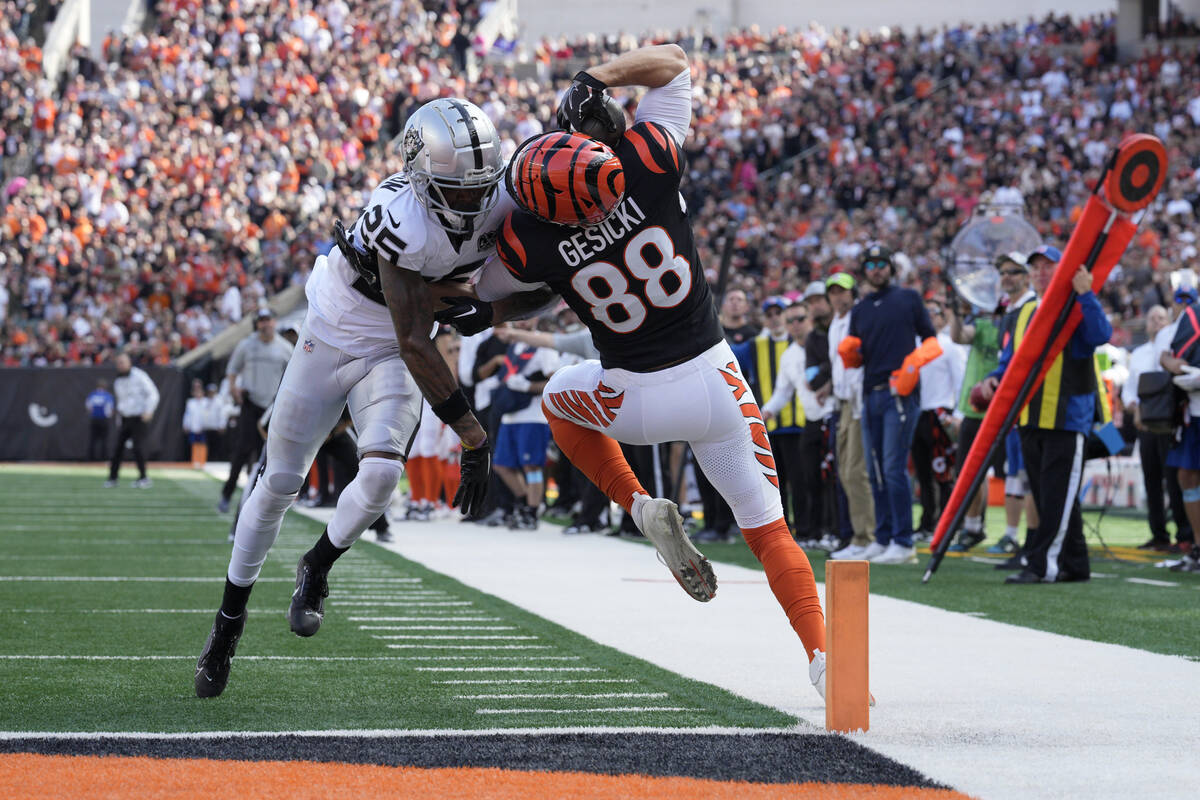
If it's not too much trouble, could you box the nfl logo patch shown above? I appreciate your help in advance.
[303,339,314,353]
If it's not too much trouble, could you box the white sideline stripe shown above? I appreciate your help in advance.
[0,576,296,583]
[1126,577,1180,587]
[335,594,450,599]
[0,655,544,662]
[358,626,516,631]
[337,601,472,607]
[455,692,668,700]
[435,679,637,685]
[370,635,537,640]
[416,667,602,672]
[476,707,698,715]
[21,539,236,545]
[14,609,217,614]
[0,725,800,741]
[348,617,499,622]
[385,645,552,650]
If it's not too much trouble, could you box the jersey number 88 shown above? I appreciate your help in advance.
[570,227,691,333]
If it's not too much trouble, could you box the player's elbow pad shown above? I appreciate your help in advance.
[838,336,863,368]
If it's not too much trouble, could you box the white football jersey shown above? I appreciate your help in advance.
[305,172,516,356]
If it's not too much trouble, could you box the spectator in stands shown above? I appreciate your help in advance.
[106,352,158,488]
[720,289,759,345]
[84,378,114,462]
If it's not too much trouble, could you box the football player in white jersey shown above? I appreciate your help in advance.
[195,98,551,698]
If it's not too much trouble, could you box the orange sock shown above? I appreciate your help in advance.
[441,458,459,504]
[407,456,438,503]
[742,517,826,660]
[543,401,645,513]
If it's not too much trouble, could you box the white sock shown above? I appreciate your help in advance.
[964,515,983,534]
[1005,525,1019,540]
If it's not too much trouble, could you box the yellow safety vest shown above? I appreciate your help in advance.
[1012,301,1107,429]
[752,335,806,432]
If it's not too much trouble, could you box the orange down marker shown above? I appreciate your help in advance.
[825,560,870,733]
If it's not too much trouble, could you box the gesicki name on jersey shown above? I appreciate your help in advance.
[557,197,647,267]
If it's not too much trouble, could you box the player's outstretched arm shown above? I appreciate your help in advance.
[587,44,687,90]
[379,262,486,449]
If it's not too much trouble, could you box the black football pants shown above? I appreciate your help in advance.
[1020,428,1090,581]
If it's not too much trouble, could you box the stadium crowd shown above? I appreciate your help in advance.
[3,5,1200,368]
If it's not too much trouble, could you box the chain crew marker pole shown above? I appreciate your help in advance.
[825,560,869,733]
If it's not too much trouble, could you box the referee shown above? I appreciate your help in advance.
[218,309,293,512]
[838,245,941,565]
[105,353,160,488]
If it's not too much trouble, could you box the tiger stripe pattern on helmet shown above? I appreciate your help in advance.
[717,360,779,488]
[507,132,626,227]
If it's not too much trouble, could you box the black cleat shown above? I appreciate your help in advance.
[195,610,246,698]
[288,557,329,637]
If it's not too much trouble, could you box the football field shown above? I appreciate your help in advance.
[1,464,1198,799]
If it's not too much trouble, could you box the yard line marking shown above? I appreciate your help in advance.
[435,679,638,685]
[348,617,499,622]
[337,601,473,607]
[1125,577,1180,587]
[0,577,297,583]
[475,707,698,715]
[13,609,219,614]
[334,593,450,599]
[455,692,668,700]
[370,635,538,640]
[0,725,801,740]
[415,667,603,672]
[10,539,238,545]
[358,626,516,631]
[385,645,552,650]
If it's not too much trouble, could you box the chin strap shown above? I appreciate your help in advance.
[890,337,943,396]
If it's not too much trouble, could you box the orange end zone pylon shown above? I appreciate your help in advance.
[826,560,870,733]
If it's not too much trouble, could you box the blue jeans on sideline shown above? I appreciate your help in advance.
[861,386,920,547]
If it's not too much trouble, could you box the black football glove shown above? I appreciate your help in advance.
[435,296,495,336]
[556,71,622,144]
[454,439,491,517]
[333,219,379,284]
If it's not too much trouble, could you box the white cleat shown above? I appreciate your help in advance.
[632,493,717,602]
[809,649,826,700]
[859,541,887,561]
[871,542,917,564]
[831,543,871,560]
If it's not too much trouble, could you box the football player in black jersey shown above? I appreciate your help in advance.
[460,45,832,701]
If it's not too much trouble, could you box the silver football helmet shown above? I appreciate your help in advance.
[400,98,504,235]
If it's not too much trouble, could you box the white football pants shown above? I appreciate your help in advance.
[542,340,784,529]
[227,317,421,586]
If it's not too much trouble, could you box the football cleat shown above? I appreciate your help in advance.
[809,649,826,700]
[288,557,329,637]
[948,530,986,552]
[632,494,717,602]
[195,610,246,698]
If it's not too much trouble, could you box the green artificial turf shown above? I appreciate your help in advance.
[0,466,795,734]
[691,510,1200,661]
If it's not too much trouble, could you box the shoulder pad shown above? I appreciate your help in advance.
[354,178,427,265]
[620,121,683,176]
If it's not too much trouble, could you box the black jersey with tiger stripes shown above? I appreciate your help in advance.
[497,121,723,372]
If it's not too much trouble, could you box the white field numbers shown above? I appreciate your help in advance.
[570,226,691,333]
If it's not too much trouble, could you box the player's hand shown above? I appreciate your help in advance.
[454,438,491,517]
[435,296,494,336]
[1071,264,1093,295]
[556,72,608,132]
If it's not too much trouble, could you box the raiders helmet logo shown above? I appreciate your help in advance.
[476,230,498,252]
[402,128,423,163]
